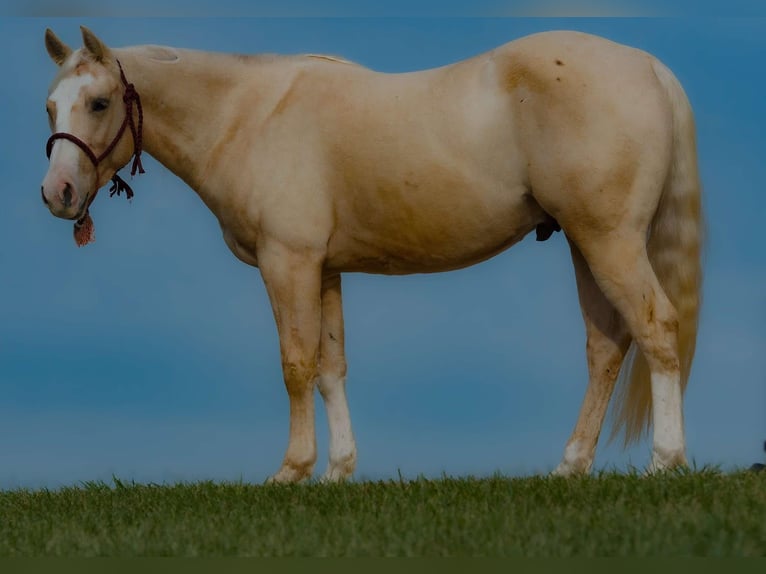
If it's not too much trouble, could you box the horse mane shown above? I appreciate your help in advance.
[304,54,356,65]
[231,52,357,66]
[129,45,181,63]
[92,45,357,71]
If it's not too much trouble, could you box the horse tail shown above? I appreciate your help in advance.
[611,59,705,446]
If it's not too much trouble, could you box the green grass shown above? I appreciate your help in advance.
[1,470,764,556]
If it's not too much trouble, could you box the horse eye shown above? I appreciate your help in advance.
[91,98,110,112]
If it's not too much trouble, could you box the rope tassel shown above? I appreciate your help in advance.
[73,211,95,247]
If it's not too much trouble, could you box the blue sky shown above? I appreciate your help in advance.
[11,1,766,17]
[0,16,764,488]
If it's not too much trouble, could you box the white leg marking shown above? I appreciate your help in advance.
[319,374,356,482]
[648,371,686,472]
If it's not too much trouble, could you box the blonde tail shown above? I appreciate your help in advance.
[611,59,705,445]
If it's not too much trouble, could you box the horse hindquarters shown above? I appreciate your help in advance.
[546,58,703,472]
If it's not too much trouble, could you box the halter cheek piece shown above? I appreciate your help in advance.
[45,60,145,241]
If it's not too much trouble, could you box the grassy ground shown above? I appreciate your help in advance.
[1,470,764,556]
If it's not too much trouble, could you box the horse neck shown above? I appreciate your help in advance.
[114,47,263,192]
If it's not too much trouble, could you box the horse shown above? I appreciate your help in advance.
[41,26,703,482]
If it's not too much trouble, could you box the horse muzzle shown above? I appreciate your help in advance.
[40,177,87,221]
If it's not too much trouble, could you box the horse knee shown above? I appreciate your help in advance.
[281,354,318,393]
[318,355,347,393]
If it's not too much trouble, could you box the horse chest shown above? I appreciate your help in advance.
[221,226,259,266]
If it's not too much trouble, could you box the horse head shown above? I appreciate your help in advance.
[42,27,143,244]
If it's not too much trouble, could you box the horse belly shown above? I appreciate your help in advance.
[327,183,544,274]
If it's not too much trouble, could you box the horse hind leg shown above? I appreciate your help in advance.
[553,240,631,476]
[574,232,687,472]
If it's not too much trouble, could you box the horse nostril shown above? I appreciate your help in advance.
[41,186,49,206]
[62,183,73,208]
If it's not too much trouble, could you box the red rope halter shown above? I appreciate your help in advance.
[45,59,145,204]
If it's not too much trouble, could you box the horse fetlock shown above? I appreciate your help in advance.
[648,446,687,474]
[552,439,594,476]
[322,453,356,483]
[327,446,357,479]
[552,456,593,477]
[268,457,316,484]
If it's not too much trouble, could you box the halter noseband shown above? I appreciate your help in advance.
[45,59,145,203]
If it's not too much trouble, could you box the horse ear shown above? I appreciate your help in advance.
[45,28,72,66]
[80,25,111,62]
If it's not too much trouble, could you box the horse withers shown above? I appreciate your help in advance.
[41,26,703,482]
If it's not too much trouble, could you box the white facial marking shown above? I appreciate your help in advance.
[50,73,95,131]
[48,74,96,165]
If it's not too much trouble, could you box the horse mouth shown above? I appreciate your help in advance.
[69,194,91,222]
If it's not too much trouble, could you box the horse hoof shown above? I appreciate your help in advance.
[266,463,313,484]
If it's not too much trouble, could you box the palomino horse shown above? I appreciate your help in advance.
[41,27,703,482]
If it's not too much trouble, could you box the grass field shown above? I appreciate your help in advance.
[1,470,764,556]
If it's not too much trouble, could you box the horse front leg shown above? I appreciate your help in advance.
[259,242,324,483]
[317,274,356,482]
